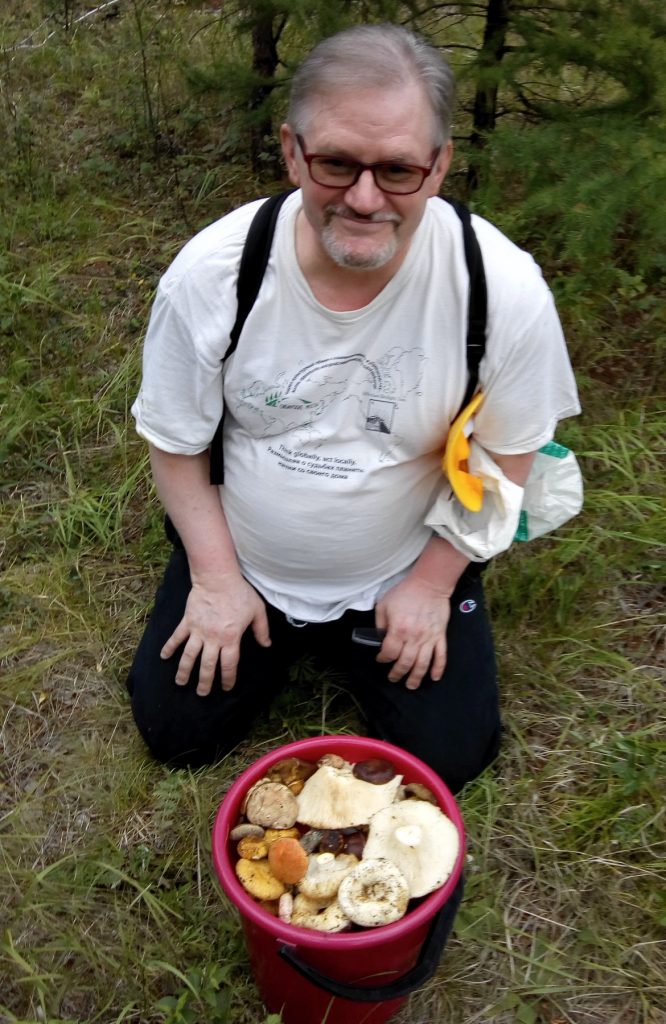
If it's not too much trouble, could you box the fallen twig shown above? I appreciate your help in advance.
[3,0,122,53]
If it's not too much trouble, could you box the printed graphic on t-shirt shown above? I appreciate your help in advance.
[366,398,395,433]
[233,347,425,477]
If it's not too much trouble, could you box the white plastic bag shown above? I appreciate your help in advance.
[514,441,584,542]
[426,439,584,560]
[426,443,525,561]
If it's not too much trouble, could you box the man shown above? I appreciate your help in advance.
[127,24,580,790]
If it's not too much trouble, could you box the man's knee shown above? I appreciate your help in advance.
[128,674,241,768]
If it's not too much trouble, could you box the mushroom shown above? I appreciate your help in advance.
[229,823,265,841]
[337,858,410,927]
[299,829,326,854]
[264,826,300,844]
[317,753,348,769]
[245,781,299,829]
[267,757,318,795]
[291,893,351,933]
[268,837,309,885]
[235,858,287,901]
[278,891,294,924]
[240,777,270,816]
[299,852,359,902]
[352,758,397,785]
[343,830,367,859]
[296,762,403,829]
[362,800,459,898]
[402,782,439,806]
[237,835,269,860]
[318,830,345,855]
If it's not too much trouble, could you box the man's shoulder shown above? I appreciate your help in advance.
[429,198,552,324]
[430,198,541,275]
[161,197,269,286]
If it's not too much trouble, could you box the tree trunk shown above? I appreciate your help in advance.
[249,16,281,177]
[467,0,511,191]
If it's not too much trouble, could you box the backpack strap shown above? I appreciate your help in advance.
[445,197,488,415]
[209,189,294,485]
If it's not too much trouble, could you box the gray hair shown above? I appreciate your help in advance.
[287,23,455,146]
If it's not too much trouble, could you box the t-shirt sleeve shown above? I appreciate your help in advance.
[130,201,264,454]
[470,225,581,455]
[131,285,229,454]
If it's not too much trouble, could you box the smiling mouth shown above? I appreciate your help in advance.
[326,206,401,228]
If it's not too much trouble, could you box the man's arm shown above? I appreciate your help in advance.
[149,445,271,694]
[375,448,536,690]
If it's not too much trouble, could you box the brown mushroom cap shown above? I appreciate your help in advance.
[267,757,318,788]
[352,758,397,785]
[268,837,309,885]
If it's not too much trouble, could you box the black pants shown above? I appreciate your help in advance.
[127,547,501,793]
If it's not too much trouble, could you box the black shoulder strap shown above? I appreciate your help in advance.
[208,191,487,485]
[445,197,488,414]
[209,190,294,484]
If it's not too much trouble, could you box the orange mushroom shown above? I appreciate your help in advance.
[267,837,308,885]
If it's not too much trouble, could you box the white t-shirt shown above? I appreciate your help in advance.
[132,191,580,620]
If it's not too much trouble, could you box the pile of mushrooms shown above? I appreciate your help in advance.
[230,753,459,932]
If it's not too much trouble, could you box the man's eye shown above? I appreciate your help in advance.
[316,158,356,176]
[381,164,417,182]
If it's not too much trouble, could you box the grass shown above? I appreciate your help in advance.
[1,3,664,1023]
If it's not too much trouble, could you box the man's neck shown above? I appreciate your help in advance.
[294,210,408,312]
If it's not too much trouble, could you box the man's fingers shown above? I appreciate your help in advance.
[381,637,446,689]
[385,642,421,683]
[195,648,220,696]
[219,644,240,692]
[160,623,189,661]
[251,608,272,649]
[429,637,447,682]
[376,634,403,665]
[174,636,203,685]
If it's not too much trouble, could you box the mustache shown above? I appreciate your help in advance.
[325,204,402,225]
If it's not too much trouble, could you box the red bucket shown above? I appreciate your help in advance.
[212,736,465,1024]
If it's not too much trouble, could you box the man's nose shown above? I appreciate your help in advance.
[344,168,386,212]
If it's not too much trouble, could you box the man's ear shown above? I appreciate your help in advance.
[280,124,301,186]
[428,139,453,197]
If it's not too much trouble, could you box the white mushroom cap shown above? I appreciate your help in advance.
[298,852,359,902]
[362,800,459,898]
[337,858,410,927]
[296,763,403,829]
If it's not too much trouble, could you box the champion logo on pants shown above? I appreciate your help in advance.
[459,598,477,614]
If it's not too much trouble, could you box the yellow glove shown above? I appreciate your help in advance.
[442,392,485,511]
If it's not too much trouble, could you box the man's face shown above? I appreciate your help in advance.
[281,83,452,273]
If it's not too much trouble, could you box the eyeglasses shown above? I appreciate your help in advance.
[296,135,439,196]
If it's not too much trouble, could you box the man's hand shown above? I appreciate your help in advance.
[160,572,271,695]
[374,576,452,691]
[374,534,470,690]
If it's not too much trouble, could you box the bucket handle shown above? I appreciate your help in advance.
[277,876,463,1003]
